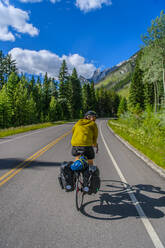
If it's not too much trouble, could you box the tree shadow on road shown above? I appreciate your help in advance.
[0,158,62,170]
[80,180,165,220]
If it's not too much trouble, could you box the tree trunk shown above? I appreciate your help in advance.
[154,82,157,112]
[163,68,165,105]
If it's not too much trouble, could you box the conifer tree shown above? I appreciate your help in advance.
[50,78,58,99]
[0,51,4,89]
[58,60,68,98]
[14,77,29,126]
[26,93,37,124]
[42,72,51,117]
[58,60,70,119]
[90,81,97,111]
[117,97,127,117]
[35,76,43,121]
[0,86,12,128]
[109,90,120,117]
[4,54,17,81]
[129,53,144,111]
[70,68,82,118]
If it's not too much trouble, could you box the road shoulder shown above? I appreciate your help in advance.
[107,121,165,179]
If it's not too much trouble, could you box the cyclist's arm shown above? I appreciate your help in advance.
[93,123,98,146]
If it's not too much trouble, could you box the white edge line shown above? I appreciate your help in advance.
[0,123,73,145]
[107,122,165,179]
[99,121,164,248]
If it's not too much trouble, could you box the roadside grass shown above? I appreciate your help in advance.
[0,121,73,138]
[108,119,165,170]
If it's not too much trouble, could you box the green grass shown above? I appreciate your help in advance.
[0,121,71,138]
[108,120,165,169]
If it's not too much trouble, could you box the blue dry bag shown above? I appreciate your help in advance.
[70,156,88,171]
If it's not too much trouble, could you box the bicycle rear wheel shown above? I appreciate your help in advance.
[75,173,84,211]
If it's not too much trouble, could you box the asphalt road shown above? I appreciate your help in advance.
[0,120,165,248]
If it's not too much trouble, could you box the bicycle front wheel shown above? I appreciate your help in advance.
[75,174,84,211]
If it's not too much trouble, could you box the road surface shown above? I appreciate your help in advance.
[0,120,165,248]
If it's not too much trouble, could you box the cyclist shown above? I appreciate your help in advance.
[67,110,99,192]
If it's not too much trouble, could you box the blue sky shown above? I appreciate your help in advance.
[0,0,164,79]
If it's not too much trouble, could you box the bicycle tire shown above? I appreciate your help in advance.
[75,173,84,211]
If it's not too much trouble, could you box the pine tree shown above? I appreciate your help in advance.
[5,72,19,125]
[58,60,70,119]
[117,97,127,117]
[4,54,17,81]
[129,53,144,111]
[26,93,37,124]
[0,51,4,89]
[50,78,58,99]
[58,60,68,98]
[109,90,120,117]
[95,87,111,117]
[90,81,97,111]
[14,77,29,126]
[0,86,12,128]
[70,68,82,118]
[42,72,51,117]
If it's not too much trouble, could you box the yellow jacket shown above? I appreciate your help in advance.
[71,119,98,147]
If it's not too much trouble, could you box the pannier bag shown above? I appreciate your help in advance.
[88,166,101,194]
[58,161,74,190]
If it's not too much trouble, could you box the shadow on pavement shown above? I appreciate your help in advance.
[0,158,62,170]
[80,180,165,221]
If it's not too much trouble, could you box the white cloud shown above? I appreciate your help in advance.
[9,48,96,79]
[76,0,112,12]
[0,1,39,41]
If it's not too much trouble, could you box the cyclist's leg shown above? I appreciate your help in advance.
[71,146,81,161]
[82,147,95,190]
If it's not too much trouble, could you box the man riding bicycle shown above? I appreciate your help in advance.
[66,110,99,192]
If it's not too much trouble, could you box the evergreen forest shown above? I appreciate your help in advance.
[0,54,120,128]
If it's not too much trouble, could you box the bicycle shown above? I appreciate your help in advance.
[74,170,86,211]
[58,150,100,211]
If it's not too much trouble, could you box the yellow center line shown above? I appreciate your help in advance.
[0,130,72,187]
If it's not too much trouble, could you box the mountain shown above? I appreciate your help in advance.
[79,75,90,85]
[88,51,138,96]
[89,66,118,83]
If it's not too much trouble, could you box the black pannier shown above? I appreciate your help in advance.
[58,161,74,190]
[88,166,101,194]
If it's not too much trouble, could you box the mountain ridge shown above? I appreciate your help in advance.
[89,51,138,85]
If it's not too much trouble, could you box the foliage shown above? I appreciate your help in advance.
[117,97,127,117]
[128,51,144,111]
[112,73,132,92]
[141,10,165,110]
[108,109,165,168]
[0,53,120,128]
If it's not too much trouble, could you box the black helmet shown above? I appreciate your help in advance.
[84,110,97,118]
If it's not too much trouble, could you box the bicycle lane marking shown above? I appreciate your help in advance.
[99,122,164,248]
[0,130,72,187]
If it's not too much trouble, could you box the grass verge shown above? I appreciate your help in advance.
[108,120,165,170]
[0,121,72,138]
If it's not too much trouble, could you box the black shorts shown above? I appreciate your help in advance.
[71,146,95,160]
